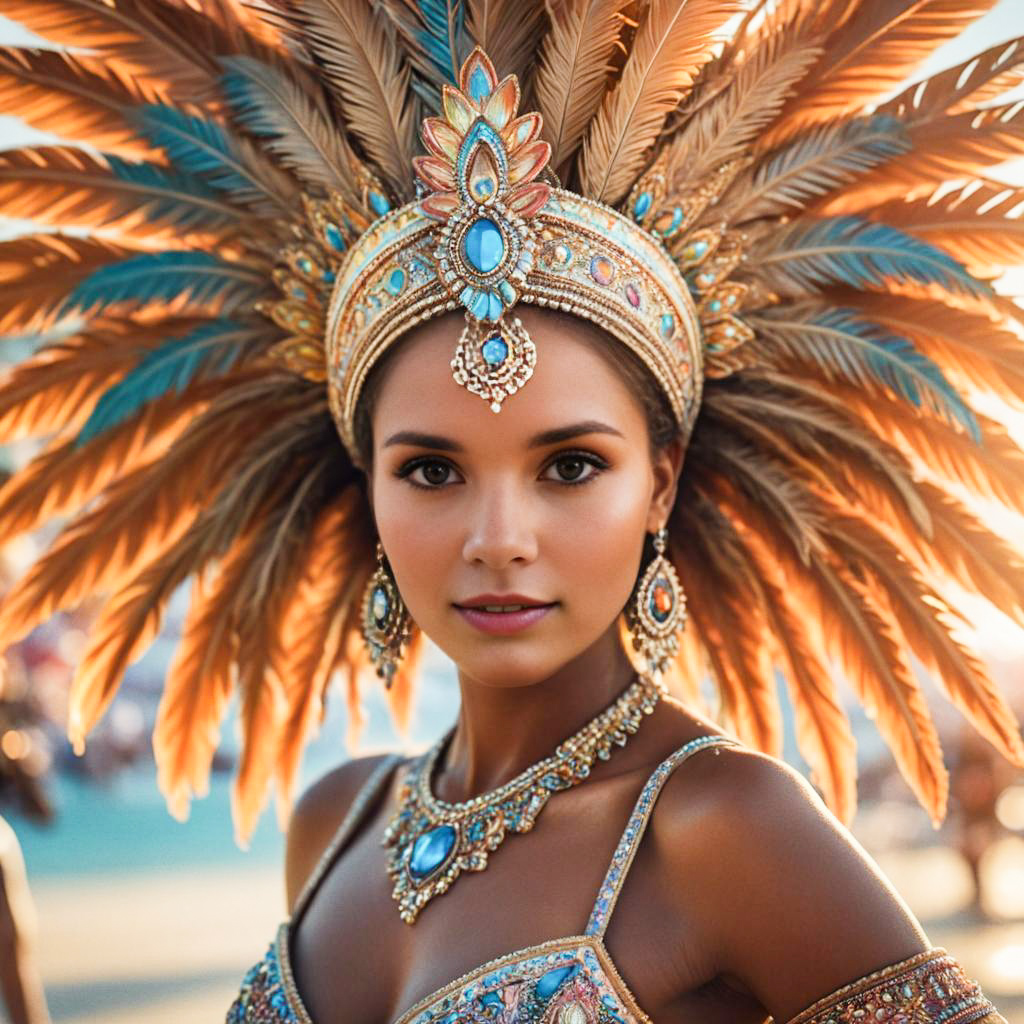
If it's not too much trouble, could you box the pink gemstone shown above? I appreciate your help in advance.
[625,283,642,308]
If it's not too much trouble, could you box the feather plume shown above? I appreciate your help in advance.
[673,493,782,755]
[533,0,632,177]
[836,292,1024,409]
[0,46,156,158]
[663,30,822,188]
[0,147,245,240]
[748,305,980,439]
[867,182,1024,273]
[771,0,1002,139]
[273,486,374,825]
[466,0,546,86]
[580,0,742,203]
[726,116,911,223]
[822,504,1024,766]
[219,55,362,201]
[378,0,472,101]
[275,0,418,197]
[879,34,1024,121]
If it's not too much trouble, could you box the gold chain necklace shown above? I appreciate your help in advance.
[381,673,665,924]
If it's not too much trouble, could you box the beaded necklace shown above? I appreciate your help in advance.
[382,673,665,923]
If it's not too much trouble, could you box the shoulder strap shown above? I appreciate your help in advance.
[584,734,738,938]
[290,753,404,925]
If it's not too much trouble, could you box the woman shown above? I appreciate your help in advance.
[0,1,1021,1021]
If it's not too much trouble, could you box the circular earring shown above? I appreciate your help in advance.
[626,527,687,675]
[361,542,412,688]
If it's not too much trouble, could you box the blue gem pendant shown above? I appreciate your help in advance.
[361,543,412,689]
[627,528,687,675]
[451,314,536,413]
[381,674,666,924]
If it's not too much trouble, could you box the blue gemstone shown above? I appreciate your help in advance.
[536,964,580,1000]
[408,824,456,879]
[372,585,390,627]
[325,222,346,252]
[481,335,508,367]
[386,267,406,295]
[486,291,503,321]
[660,313,676,339]
[633,191,652,219]
[369,190,391,216]
[468,66,492,103]
[463,218,505,274]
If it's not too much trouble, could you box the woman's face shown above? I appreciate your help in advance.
[368,305,682,688]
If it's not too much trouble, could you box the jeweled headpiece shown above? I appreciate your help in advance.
[325,49,703,456]
[0,1,1022,845]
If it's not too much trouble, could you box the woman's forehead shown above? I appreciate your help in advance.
[371,308,649,446]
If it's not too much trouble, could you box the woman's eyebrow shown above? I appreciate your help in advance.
[382,420,624,451]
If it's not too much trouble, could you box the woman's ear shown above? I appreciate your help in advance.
[646,438,685,533]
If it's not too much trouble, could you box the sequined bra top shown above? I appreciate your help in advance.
[226,733,738,1024]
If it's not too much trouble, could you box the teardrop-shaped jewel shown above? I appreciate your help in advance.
[408,824,457,880]
[463,218,505,273]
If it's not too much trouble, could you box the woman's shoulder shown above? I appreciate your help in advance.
[648,739,930,1022]
[284,751,406,912]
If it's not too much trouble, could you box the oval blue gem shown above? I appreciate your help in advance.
[463,218,505,274]
[536,964,580,1000]
[633,191,652,219]
[408,824,456,880]
[660,313,676,339]
[325,222,346,252]
[369,190,391,216]
[481,336,508,367]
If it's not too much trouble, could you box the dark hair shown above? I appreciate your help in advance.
[351,308,680,468]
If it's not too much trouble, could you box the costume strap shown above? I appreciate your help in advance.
[289,754,404,926]
[785,947,1006,1024]
[584,733,738,938]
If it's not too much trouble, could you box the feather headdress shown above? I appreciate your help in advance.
[0,0,1023,845]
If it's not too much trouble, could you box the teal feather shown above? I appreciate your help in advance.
[750,307,981,442]
[134,105,274,207]
[217,56,356,197]
[753,216,993,302]
[75,320,260,446]
[105,155,243,231]
[385,0,471,112]
[56,252,266,320]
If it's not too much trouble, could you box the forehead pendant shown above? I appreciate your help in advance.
[414,48,552,413]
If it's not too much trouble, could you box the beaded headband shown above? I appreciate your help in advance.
[325,48,703,462]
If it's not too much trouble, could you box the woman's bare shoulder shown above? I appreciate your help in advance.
[284,752,404,912]
[650,742,929,1022]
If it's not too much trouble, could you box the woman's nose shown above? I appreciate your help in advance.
[461,483,539,568]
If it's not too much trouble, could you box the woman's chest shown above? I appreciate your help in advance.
[282,822,763,1024]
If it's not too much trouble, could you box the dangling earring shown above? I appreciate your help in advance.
[361,542,412,688]
[627,527,687,675]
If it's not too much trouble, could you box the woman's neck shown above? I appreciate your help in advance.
[436,628,639,800]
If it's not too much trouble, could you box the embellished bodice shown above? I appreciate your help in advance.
[226,734,735,1024]
[224,734,1007,1024]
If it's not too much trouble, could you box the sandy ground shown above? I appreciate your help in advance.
[17,846,1024,1023]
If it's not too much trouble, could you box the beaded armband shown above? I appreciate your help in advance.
[787,948,1006,1024]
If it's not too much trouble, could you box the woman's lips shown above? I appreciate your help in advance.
[453,603,557,635]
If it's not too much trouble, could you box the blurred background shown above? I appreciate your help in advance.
[0,3,1023,1023]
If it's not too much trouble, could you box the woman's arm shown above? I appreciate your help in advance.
[656,746,1004,1023]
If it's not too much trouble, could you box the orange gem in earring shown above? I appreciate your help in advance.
[627,527,687,675]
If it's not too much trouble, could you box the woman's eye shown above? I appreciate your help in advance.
[544,454,606,484]
[401,459,458,488]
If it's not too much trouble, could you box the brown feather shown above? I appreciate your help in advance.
[0,46,159,158]
[278,0,418,198]
[579,0,741,203]
[533,0,633,178]
[673,491,782,755]
[467,0,547,85]
[273,486,375,824]
[770,0,1000,141]
[823,503,1024,767]
[0,147,245,239]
